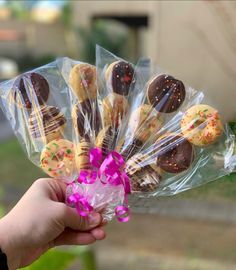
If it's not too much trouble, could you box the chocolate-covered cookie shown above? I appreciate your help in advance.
[105,60,134,96]
[130,166,161,192]
[125,153,162,192]
[147,74,185,113]
[156,134,195,173]
[72,99,101,138]
[29,105,66,143]
[95,126,118,157]
[12,72,49,109]
[102,93,129,128]
[117,138,143,160]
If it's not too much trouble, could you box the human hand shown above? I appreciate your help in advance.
[0,178,105,270]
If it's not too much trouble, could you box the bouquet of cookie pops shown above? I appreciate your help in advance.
[0,45,235,222]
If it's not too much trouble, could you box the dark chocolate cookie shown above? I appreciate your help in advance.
[156,134,194,173]
[73,99,101,138]
[109,61,134,96]
[13,72,50,109]
[96,126,118,157]
[129,165,161,193]
[119,138,143,160]
[147,74,185,113]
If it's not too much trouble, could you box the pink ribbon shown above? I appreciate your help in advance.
[69,148,131,222]
[67,193,94,217]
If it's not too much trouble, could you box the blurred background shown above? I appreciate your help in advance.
[1,1,236,270]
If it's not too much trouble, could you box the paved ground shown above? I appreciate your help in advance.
[91,214,236,270]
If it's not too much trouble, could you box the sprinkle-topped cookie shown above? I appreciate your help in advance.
[181,104,223,146]
[147,74,185,113]
[155,133,195,173]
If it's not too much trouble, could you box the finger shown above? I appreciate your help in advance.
[58,204,102,231]
[90,227,106,240]
[53,229,96,246]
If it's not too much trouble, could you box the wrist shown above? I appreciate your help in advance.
[0,216,20,270]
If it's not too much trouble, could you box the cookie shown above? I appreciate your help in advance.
[105,60,134,96]
[129,104,164,142]
[147,74,185,113]
[125,153,162,192]
[95,126,117,157]
[181,104,223,146]
[102,93,129,128]
[75,139,92,172]
[69,63,97,102]
[40,139,76,179]
[11,72,49,109]
[116,138,143,160]
[71,99,101,139]
[29,105,66,143]
[155,133,195,173]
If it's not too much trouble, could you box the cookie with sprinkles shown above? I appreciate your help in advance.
[147,74,186,113]
[69,63,97,102]
[181,104,223,146]
[105,60,135,96]
[40,139,76,180]
[155,133,195,173]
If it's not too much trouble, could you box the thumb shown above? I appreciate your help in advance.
[58,204,102,231]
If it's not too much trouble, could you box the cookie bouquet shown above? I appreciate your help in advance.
[0,45,235,223]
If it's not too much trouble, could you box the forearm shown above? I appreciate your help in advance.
[0,215,20,270]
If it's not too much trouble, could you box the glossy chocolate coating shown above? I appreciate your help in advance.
[29,106,66,138]
[147,74,185,113]
[156,134,194,173]
[100,126,118,157]
[120,138,143,160]
[13,72,49,109]
[74,99,101,137]
[111,61,134,96]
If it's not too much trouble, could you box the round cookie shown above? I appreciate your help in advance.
[72,99,101,138]
[147,74,185,113]
[69,63,97,102]
[40,139,76,179]
[105,60,134,96]
[181,104,223,147]
[102,93,129,128]
[29,105,66,143]
[129,104,164,142]
[75,139,92,172]
[95,126,117,157]
[155,133,195,173]
[11,72,49,109]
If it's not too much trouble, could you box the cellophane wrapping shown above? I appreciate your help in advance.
[0,45,235,222]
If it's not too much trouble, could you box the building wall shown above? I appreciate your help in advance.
[72,0,236,122]
[0,20,67,59]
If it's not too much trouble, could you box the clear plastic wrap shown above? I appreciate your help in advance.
[0,45,235,223]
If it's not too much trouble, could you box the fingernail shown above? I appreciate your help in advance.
[89,213,101,226]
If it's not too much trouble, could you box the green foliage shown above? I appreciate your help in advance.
[17,54,56,73]
[22,247,96,270]
[229,121,236,136]
[78,20,128,64]
[22,249,76,270]
[0,139,42,199]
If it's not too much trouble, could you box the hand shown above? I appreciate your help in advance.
[0,178,105,270]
